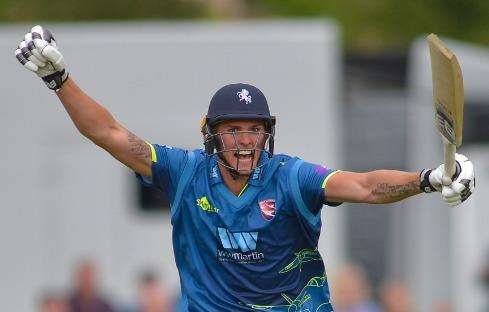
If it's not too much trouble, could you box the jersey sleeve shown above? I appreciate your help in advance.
[297,161,342,214]
[135,143,189,202]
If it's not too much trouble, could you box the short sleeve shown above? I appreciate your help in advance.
[135,144,189,201]
[297,161,342,214]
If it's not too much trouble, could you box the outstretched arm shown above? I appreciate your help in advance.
[56,78,152,177]
[15,25,152,177]
[325,170,421,204]
[325,153,475,206]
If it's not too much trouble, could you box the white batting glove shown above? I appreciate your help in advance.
[442,154,475,206]
[420,153,475,206]
[15,25,68,91]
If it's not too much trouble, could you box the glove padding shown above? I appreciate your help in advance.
[15,25,68,90]
[420,153,475,206]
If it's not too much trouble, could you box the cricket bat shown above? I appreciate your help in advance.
[427,33,464,186]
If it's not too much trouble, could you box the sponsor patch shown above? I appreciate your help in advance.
[259,199,276,221]
[217,227,264,264]
[196,196,219,213]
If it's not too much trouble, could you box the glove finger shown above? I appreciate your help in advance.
[442,186,456,198]
[32,26,50,52]
[448,199,462,207]
[451,181,467,194]
[18,40,33,59]
[31,25,47,41]
[444,194,461,203]
[36,64,56,77]
[33,36,49,54]
[42,27,56,45]
[25,32,47,63]
[32,25,56,45]
[19,40,45,67]
[41,45,65,70]
[15,48,38,72]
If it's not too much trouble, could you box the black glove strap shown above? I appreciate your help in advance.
[42,69,68,91]
[420,169,437,193]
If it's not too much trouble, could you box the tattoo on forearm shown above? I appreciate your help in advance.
[127,131,150,160]
[372,181,419,201]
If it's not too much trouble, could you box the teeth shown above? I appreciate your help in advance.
[237,150,252,156]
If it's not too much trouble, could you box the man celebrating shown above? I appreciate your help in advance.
[15,26,475,312]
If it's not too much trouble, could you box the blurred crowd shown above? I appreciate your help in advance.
[331,263,456,312]
[332,264,411,312]
[39,260,459,312]
[38,259,177,312]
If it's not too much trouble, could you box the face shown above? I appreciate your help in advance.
[213,119,268,174]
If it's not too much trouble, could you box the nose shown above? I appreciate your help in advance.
[236,132,255,148]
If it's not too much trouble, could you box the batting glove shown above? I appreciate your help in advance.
[441,154,475,206]
[15,25,68,91]
[420,153,475,206]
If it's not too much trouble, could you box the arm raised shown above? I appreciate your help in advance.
[16,25,152,177]
[56,78,152,177]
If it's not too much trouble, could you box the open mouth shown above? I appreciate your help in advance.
[234,150,254,161]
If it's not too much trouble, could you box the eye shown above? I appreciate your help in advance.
[252,127,262,132]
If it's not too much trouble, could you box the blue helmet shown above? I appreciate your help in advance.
[203,83,276,156]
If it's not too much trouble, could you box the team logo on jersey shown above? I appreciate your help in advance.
[216,227,264,264]
[237,89,252,104]
[259,199,276,221]
[196,196,219,213]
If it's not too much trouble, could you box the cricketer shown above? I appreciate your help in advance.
[15,26,475,312]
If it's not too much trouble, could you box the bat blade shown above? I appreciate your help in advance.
[427,33,464,147]
[427,34,464,185]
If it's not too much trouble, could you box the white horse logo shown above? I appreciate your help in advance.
[237,89,252,104]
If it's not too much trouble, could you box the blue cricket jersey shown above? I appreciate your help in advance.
[138,144,341,312]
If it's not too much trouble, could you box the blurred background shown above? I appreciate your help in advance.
[1,1,489,311]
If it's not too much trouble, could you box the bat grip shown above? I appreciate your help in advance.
[443,138,456,186]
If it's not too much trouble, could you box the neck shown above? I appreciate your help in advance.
[218,162,249,196]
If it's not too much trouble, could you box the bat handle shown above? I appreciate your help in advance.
[442,138,456,186]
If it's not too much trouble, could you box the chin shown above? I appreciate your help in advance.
[229,164,253,175]
[237,168,253,176]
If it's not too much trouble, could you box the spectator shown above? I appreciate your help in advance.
[331,263,381,312]
[379,280,413,312]
[121,269,174,312]
[39,291,68,312]
[69,258,114,312]
[137,270,173,312]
